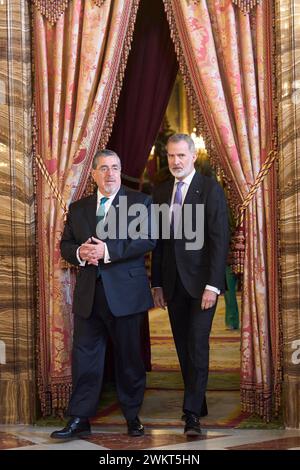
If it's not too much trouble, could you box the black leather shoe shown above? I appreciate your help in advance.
[50,417,91,440]
[183,413,202,436]
[127,417,144,437]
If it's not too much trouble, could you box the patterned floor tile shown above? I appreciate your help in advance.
[0,431,35,450]
[82,429,226,450]
[227,436,300,450]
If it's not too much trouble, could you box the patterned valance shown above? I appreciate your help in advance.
[187,0,261,14]
[32,0,107,25]
[231,0,261,14]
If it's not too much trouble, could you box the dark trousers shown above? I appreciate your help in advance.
[167,274,216,417]
[67,279,146,421]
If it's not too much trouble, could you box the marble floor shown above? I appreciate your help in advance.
[1,425,300,450]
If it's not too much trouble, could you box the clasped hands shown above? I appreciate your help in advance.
[79,237,105,266]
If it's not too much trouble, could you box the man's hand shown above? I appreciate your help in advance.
[78,238,94,261]
[152,287,166,310]
[201,289,217,310]
[86,237,105,265]
[78,237,105,266]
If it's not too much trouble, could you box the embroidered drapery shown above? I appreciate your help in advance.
[163,0,279,419]
[34,0,140,414]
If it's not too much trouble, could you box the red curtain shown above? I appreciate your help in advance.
[163,0,279,419]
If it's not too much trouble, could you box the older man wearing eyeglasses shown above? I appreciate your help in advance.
[51,149,155,440]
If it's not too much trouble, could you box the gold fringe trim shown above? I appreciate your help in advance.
[230,226,245,275]
[97,0,140,151]
[232,0,261,14]
[32,0,70,26]
[83,0,141,198]
[186,0,260,14]
[38,381,72,417]
[92,0,107,7]
[236,148,277,227]
[163,0,242,218]
[241,387,272,422]
[272,0,283,417]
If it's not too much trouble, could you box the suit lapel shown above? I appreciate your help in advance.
[85,193,98,237]
[183,172,203,205]
[164,178,175,205]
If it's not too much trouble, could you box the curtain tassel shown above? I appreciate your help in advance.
[230,224,245,275]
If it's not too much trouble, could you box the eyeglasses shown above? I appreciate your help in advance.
[94,165,121,174]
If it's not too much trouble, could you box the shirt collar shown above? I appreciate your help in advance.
[174,168,196,187]
[97,188,119,203]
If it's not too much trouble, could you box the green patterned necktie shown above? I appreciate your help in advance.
[96,196,109,226]
[96,196,108,277]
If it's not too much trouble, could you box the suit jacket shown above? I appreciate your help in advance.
[151,172,229,300]
[61,186,156,318]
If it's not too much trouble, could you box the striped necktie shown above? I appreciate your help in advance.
[96,197,108,278]
[171,181,184,235]
[96,196,109,226]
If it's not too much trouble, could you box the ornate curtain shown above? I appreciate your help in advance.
[33,0,140,415]
[163,0,280,419]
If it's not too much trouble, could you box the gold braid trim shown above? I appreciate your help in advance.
[236,149,277,227]
[232,0,261,14]
[35,153,68,218]
[97,0,140,151]
[32,0,70,26]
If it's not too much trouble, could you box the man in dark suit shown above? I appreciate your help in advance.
[51,149,155,440]
[151,134,229,436]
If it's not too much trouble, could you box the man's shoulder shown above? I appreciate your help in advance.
[197,173,221,193]
[122,186,151,204]
[153,178,173,197]
[69,194,96,210]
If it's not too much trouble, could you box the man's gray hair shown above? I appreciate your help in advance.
[92,149,122,169]
[166,133,196,153]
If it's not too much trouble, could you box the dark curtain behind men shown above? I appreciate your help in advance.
[105,0,178,373]
[108,0,178,183]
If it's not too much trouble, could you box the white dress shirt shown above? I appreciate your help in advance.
[162,169,220,296]
[76,189,119,266]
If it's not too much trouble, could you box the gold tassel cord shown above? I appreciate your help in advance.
[35,154,72,270]
[237,148,277,228]
[35,153,68,219]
